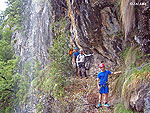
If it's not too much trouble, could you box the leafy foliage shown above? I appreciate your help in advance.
[0,0,24,112]
[32,18,72,99]
[47,18,72,98]
[0,27,13,42]
[1,0,23,30]
[0,40,14,62]
[0,27,17,112]
[0,57,18,112]
[0,12,4,25]
[14,72,29,106]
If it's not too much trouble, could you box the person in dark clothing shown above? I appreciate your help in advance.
[76,49,92,78]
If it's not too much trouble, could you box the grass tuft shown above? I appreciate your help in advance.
[114,103,133,113]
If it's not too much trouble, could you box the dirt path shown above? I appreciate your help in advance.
[67,74,120,113]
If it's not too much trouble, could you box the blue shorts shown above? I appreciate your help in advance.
[99,86,109,94]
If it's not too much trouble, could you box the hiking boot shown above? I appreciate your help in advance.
[104,103,111,107]
[97,103,101,108]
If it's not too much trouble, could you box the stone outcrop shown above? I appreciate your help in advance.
[67,0,150,75]
[11,0,150,112]
[121,0,150,54]
[12,0,52,112]
[67,0,123,75]
[66,0,150,112]
[123,76,150,113]
[135,0,150,54]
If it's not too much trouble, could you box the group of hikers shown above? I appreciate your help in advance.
[68,47,122,108]
[70,47,93,78]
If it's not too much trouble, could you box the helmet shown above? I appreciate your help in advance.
[80,49,83,52]
[99,63,105,68]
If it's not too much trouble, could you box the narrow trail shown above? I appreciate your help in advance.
[67,72,121,113]
[41,64,122,112]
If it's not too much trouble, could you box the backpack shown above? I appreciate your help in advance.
[69,49,73,56]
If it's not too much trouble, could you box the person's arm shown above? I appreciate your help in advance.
[111,71,122,75]
[109,71,122,79]
[73,55,76,63]
[76,55,80,64]
[84,53,93,57]
[97,78,100,90]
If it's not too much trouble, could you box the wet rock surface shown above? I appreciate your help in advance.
[122,75,150,113]
[12,0,52,112]
[67,0,122,73]
[136,0,150,55]
[11,0,150,112]
[144,91,150,113]
[130,81,150,112]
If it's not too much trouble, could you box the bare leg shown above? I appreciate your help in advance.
[99,94,103,103]
[104,93,108,103]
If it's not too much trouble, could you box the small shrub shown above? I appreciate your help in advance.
[114,103,133,113]
[46,18,72,98]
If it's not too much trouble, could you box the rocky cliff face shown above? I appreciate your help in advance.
[121,0,150,54]
[11,0,150,112]
[12,0,52,70]
[67,0,150,74]
[135,0,150,54]
[12,0,52,112]
[67,0,123,74]
[65,0,150,112]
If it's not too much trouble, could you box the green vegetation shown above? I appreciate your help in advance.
[14,62,31,106]
[114,30,124,38]
[47,18,72,97]
[0,28,17,113]
[122,63,150,103]
[0,0,24,112]
[0,12,4,25]
[114,103,133,113]
[114,46,134,96]
[47,18,72,98]
[0,58,18,112]
[0,40,14,62]
[120,46,130,60]
[114,46,150,112]
[1,0,23,30]
[32,18,72,99]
